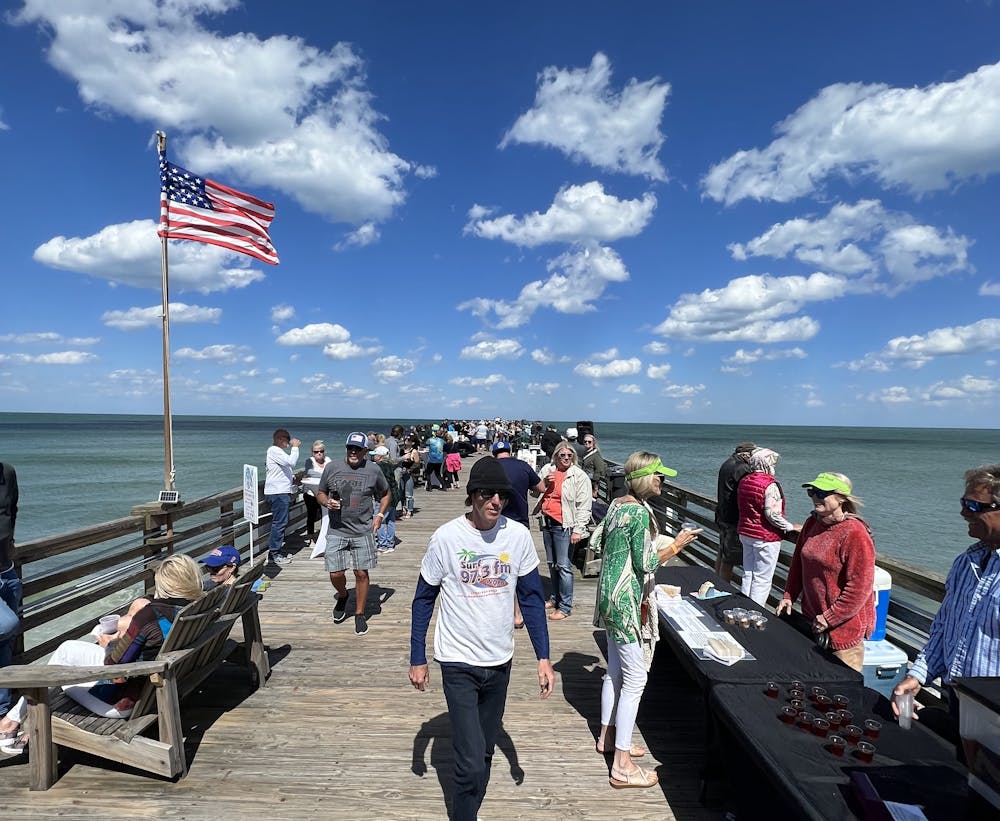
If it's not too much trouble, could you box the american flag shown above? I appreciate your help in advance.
[158,152,279,265]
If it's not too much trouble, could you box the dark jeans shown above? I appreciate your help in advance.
[265,492,291,556]
[303,493,321,535]
[0,564,23,715]
[440,661,511,821]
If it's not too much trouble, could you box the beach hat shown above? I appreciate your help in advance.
[734,441,756,453]
[431,424,440,432]
[491,440,512,454]
[371,445,389,457]
[566,427,578,439]
[345,432,368,449]
[626,458,678,480]
[802,472,852,495]
[466,457,513,494]
[203,545,240,567]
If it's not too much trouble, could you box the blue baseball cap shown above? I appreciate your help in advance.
[345,432,368,449]
[203,545,241,567]
[491,440,512,454]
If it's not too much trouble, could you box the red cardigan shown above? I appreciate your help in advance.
[782,515,876,650]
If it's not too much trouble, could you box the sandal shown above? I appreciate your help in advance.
[610,765,658,789]
[548,610,570,621]
[544,601,556,611]
[596,741,646,758]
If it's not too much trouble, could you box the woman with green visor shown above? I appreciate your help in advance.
[593,451,700,788]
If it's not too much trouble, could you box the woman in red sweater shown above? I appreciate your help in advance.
[777,472,875,672]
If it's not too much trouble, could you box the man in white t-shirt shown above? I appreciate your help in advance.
[409,457,554,821]
[263,428,300,566]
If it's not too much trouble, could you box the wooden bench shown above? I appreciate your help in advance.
[0,560,270,790]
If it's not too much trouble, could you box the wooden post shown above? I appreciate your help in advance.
[25,687,57,791]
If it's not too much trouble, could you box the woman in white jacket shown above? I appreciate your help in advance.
[537,441,592,620]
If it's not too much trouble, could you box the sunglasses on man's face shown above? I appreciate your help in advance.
[960,497,1000,514]
[474,488,509,500]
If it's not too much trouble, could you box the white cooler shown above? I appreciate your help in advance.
[862,639,907,699]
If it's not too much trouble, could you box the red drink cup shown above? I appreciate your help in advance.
[837,709,853,726]
[765,681,780,698]
[788,689,804,702]
[810,686,827,699]
[814,694,833,710]
[827,735,846,757]
[825,711,841,728]
[812,717,831,738]
[778,706,797,724]
[856,741,875,763]
[863,719,882,739]
[833,694,850,709]
[789,699,804,714]
[797,711,815,732]
[790,680,804,691]
[845,724,863,745]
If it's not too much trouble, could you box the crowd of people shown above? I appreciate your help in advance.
[1,425,998,817]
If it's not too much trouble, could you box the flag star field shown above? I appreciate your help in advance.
[2,1,1000,426]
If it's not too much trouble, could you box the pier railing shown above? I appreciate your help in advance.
[12,481,306,664]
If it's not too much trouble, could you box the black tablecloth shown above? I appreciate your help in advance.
[710,680,970,821]
[654,564,863,689]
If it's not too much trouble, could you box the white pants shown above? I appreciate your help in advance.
[740,535,781,606]
[600,639,647,752]
[4,640,132,723]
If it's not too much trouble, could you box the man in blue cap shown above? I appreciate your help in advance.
[202,545,241,590]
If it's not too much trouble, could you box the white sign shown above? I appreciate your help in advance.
[243,464,259,524]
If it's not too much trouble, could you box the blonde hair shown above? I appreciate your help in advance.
[154,554,205,601]
[825,471,864,513]
[624,450,661,500]
[552,441,578,465]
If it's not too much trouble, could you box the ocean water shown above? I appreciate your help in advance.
[2,413,998,576]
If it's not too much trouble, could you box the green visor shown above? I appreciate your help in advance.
[802,472,852,495]
[627,458,678,480]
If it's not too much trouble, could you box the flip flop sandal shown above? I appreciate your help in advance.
[596,742,646,758]
[544,601,556,611]
[609,766,658,789]
[547,610,570,621]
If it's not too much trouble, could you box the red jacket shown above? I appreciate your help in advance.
[782,515,876,650]
[737,472,785,542]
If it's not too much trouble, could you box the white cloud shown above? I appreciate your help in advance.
[372,355,415,381]
[174,344,254,364]
[703,61,1000,204]
[102,302,221,330]
[459,338,525,360]
[646,363,671,379]
[980,282,1000,297]
[450,374,504,387]
[322,340,381,359]
[465,182,655,247]
[0,351,97,365]
[459,243,629,328]
[722,347,807,366]
[661,382,706,398]
[843,318,1000,370]
[590,347,619,362]
[526,381,561,394]
[574,357,642,379]
[15,0,424,227]
[869,386,913,404]
[617,383,641,394]
[643,340,670,355]
[33,220,266,293]
[276,323,351,346]
[271,304,295,322]
[501,52,669,180]
[0,332,99,346]
[334,222,380,251]
[298,375,376,398]
[531,348,556,365]
[654,272,848,342]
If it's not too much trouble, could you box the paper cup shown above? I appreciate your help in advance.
[99,615,119,634]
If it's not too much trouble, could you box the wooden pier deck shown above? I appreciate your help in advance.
[0,457,724,820]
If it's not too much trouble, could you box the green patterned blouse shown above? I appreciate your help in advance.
[593,501,658,644]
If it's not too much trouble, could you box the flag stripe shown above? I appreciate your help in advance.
[158,151,278,265]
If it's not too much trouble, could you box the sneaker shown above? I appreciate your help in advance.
[270,553,292,566]
[355,614,369,635]
[381,546,395,554]
[333,595,350,624]
[0,735,26,756]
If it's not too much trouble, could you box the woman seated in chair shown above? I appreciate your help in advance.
[0,554,204,754]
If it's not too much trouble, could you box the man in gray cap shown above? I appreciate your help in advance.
[409,457,553,820]
[714,441,756,583]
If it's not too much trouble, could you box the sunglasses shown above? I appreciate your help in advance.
[313,449,325,454]
[557,452,574,459]
[806,487,836,500]
[474,488,509,500]
[960,497,1000,514]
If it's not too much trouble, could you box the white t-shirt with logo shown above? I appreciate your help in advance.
[420,514,539,666]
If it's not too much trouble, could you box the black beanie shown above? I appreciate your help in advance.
[466,457,513,493]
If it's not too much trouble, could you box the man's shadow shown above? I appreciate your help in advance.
[411,712,524,817]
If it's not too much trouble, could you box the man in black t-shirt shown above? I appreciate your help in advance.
[714,442,755,583]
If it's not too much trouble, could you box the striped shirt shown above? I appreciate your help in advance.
[910,542,1000,684]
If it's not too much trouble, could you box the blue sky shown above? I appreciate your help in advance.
[3,1,1000,426]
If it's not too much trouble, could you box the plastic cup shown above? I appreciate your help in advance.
[833,694,850,709]
[681,521,700,533]
[765,681,780,698]
[827,735,846,757]
[856,741,876,763]
[825,711,841,728]
[863,719,882,739]
[790,680,804,691]
[722,609,736,624]
[811,717,831,738]
[797,711,815,732]
[894,692,914,730]
[845,724,863,745]
[778,706,797,724]
[810,686,827,699]
[788,688,804,702]
[99,615,119,634]
[789,699,804,714]
[752,615,768,630]
[814,694,833,710]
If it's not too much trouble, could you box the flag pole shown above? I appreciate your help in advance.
[156,130,176,493]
